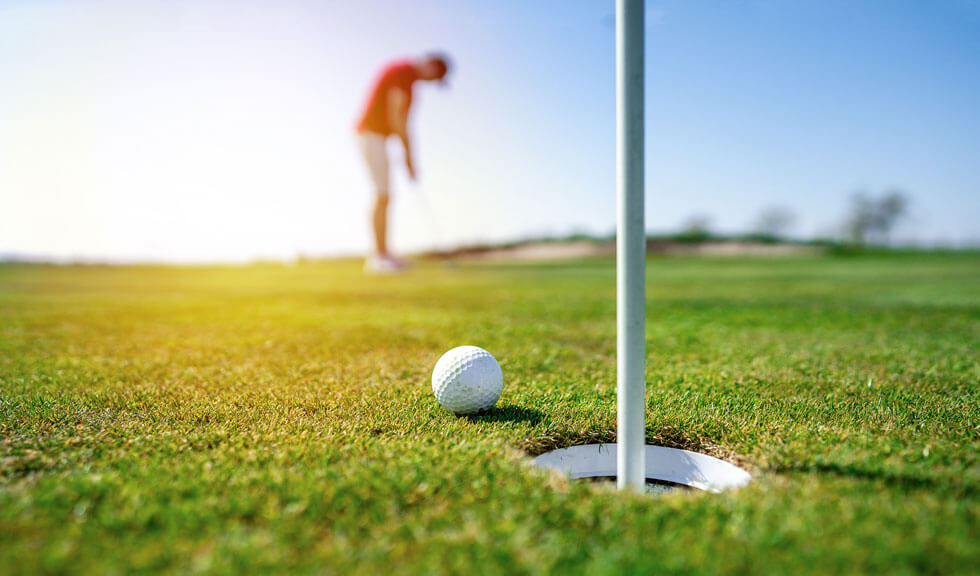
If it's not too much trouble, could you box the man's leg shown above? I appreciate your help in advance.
[359,132,408,272]
[358,131,391,256]
[373,193,390,256]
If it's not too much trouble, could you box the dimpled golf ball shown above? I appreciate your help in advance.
[431,346,503,415]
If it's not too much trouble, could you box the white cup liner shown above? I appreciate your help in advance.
[531,443,751,493]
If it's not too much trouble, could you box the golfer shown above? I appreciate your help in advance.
[356,53,451,273]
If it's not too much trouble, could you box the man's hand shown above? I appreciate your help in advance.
[388,87,416,181]
[405,154,417,181]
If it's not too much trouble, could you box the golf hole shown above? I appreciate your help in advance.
[531,443,751,494]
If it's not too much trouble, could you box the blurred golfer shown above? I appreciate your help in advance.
[357,53,451,273]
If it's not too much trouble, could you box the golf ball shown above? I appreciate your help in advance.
[431,346,503,415]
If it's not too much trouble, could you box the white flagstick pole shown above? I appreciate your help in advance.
[616,0,646,491]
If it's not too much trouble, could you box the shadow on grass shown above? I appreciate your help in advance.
[521,426,720,458]
[462,404,545,425]
[778,461,975,496]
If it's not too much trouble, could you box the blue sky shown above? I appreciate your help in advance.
[1,0,977,261]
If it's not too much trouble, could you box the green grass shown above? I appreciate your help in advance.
[1,252,977,574]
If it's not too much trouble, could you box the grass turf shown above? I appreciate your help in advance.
[1,252,977,574]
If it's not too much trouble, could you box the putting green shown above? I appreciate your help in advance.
[1,252,977,574]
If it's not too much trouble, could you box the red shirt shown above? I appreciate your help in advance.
[357,61,419,136]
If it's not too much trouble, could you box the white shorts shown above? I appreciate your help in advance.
[357,131,390,196]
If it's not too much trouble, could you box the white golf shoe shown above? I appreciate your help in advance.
[364,255,411,274]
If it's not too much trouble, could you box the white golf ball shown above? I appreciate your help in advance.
[431,346,503,415]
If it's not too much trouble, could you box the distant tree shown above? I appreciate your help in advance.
[846,192,876,245]
[678,214,712,242]
[846,189,909,245]
[875,189,909,244]
[752,206,796,240]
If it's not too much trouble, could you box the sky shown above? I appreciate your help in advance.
[1,0,978,262]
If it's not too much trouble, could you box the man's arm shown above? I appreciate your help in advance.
[387,87,415,180]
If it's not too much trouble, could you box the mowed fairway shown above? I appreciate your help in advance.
[1,253,977,574]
